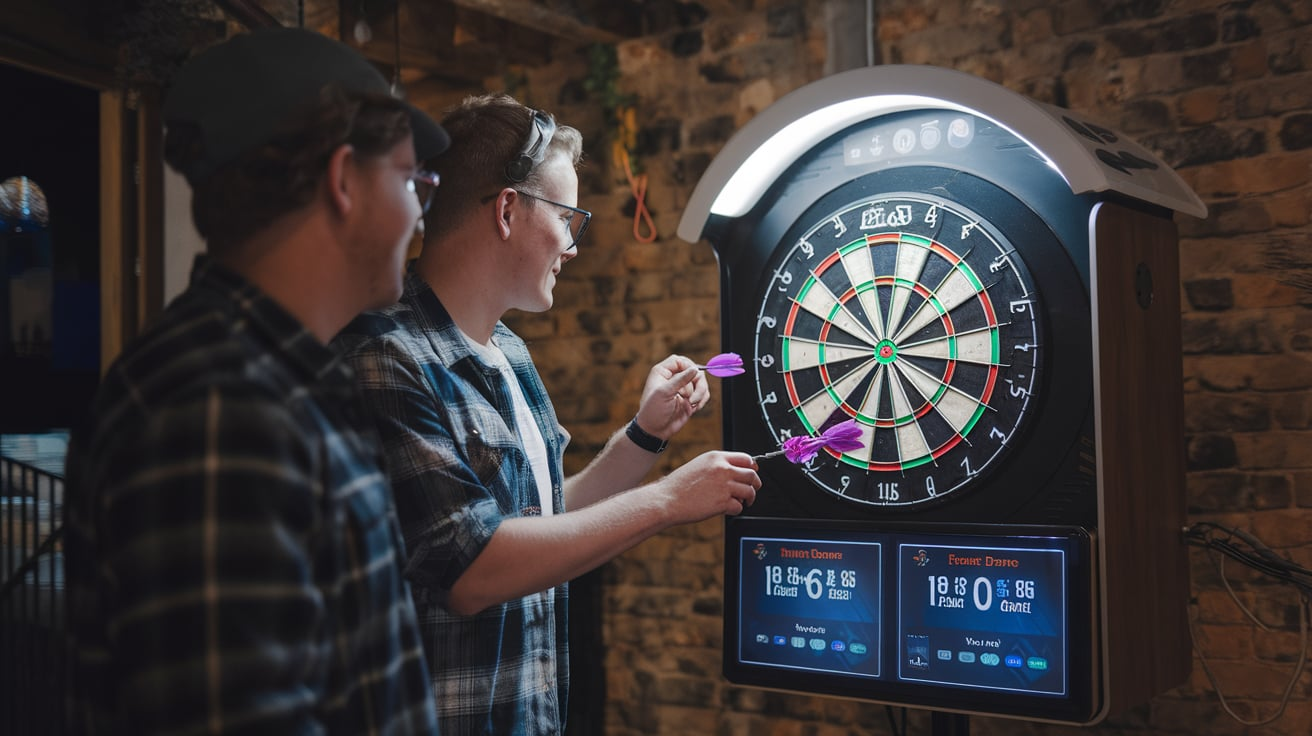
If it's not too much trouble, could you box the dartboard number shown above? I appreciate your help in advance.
[752,193,1043,507]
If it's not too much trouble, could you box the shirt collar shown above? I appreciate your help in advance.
[402,266,517,376]
[190,255,349,385]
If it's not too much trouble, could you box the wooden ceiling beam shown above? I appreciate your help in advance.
[339,0,495,85]
[446,0,626,45]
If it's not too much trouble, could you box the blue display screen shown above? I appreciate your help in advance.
[725,519,1094,720]
[737,537,883,678]
[897,543,1067,695]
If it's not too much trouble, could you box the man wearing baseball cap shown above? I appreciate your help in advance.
[64,27,446,734]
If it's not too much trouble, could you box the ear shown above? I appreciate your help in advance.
[325,144,356,217]
[493,187,516,241]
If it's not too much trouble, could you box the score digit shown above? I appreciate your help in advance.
[973,576,993,611]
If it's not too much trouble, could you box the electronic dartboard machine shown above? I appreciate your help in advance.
[677,66,1207,725]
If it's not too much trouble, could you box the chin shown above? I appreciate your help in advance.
[367,280,405,311]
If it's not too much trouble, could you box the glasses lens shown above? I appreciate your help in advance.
[570,211,590,244]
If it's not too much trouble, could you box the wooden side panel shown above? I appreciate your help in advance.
[99,91,127,372]
[1090,201,1191,716]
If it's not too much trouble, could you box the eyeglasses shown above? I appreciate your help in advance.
[407,169,441,214]
[515,190,591,250]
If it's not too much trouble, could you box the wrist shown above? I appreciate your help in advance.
[625,416,668,454]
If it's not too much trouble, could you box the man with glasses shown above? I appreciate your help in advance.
[334,93,760,734]
[64,28,448,734]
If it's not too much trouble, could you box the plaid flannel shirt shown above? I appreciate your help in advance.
[64,258,439,735]
[334,270,570,736]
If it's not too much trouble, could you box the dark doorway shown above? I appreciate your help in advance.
[0,62,100,433]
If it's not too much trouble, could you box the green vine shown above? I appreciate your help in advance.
[582,44,639,174]
[583,44,633,120]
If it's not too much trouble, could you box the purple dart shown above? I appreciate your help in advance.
[699,352,745,377]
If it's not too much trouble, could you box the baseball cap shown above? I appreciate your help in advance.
[162,26,449,185]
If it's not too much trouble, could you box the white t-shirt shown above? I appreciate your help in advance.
[461,331,553,517]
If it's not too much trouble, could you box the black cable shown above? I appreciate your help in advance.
[1185,522,1312,597]
[1183,521,1310,726]
[883,704,907,736]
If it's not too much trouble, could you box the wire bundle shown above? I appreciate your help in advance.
[1184,522,1311,726]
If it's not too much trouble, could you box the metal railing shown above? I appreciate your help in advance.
[1,452,67,735]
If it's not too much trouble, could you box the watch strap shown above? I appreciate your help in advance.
[625,417,668,454]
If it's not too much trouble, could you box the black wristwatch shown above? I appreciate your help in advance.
[625,417,668,454]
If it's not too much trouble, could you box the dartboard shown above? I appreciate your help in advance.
[753,190,1044,508]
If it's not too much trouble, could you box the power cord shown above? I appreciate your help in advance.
[1184,522,1311,726]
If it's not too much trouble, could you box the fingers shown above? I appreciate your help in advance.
[668,364,701,393]
[651,354,693,379]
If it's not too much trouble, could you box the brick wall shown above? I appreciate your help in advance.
[424,0,1312,733]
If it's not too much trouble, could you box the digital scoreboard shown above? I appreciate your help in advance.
[898,542,1067,696]
[726,518,1096,722]
[737,536,884,679]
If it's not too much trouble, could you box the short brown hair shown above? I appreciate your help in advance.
[425,93,583,240]
[164,84,413,253]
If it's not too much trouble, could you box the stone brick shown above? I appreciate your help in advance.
[1181,313,1283,354]
[1107,14,1217,58]
[704,14,767,54]
[1192,622,1253,660]
[668,266,719,299]
[1251,627,1307,663]
[1278,111,1312,151]
[1183,155,1310,200]
[1012,7,1055,46]
[723,39,802,80]
[1188,470,1292,512]
[1264,189,1312,228]
[1233,430,1312,470]
[1236,73,1312,117]
[1232,273,1310,310]
[1273,393,1311,430]
[876,4,933,42]
[1193,40,1269,88]
[688,114,737,147]
[1176,87,1226,126]
[1221,11,1261,44]
[666,29,704,57]
[1099,0,1166,24]
[1268,32,1312,74]
[671,151,713,187]
[573,306,630,337]
[1183,198,1272,237]
[1297,471,1312,507]
[1122,96,1174,131]
[1193,588,1260,625]
[765,4,804,38]
[1184,277,1233,310]
[626,271,670,302]
[1187,433,1239,470]
[1291,306,1312,346]
[1183,392,1271,432]
[633,117,682,158]
[1188,354,1312,391]
[1143,124,1267,169]
[650,673,717,707]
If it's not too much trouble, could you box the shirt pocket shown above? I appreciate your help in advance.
[459,404,522,491]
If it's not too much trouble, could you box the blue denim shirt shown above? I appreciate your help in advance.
[335,270,570,736]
